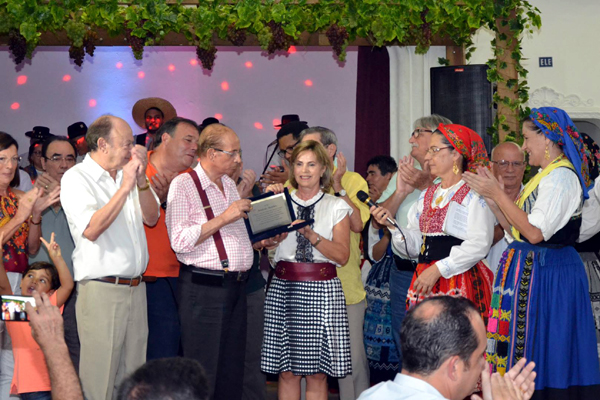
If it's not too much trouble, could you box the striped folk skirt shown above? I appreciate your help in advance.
[261,276,352,377]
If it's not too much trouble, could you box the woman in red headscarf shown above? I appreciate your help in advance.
[371,124,494,322]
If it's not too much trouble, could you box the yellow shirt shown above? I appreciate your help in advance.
[285,169,370,304]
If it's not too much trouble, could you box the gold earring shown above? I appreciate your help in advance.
[545,145,550,160]
[453,162,459,175]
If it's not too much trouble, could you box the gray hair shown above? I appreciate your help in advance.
[299,126,338,148]
[413,114,452,131]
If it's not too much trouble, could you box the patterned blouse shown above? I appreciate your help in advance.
[1,188,29,273]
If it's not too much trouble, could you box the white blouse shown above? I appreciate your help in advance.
[390,180,495,279]
[510,167,582,243]
[579,175,600,243]
[274,191,352,266]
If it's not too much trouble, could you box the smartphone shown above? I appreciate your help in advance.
[1,295,36,322]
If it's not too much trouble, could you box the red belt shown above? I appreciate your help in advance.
[275,261,337,281]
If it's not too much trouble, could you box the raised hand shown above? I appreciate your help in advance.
[33,186,61,216]
[40,232,62,260]
[15,187,42,224]
[332,152,347,187]
[237,169,257,199]
[150,172,172,204]
[35,174,60,196]
[122,158,142,192]
[260,164,289,186]
[265,183,284,195]
[221,199,252,224]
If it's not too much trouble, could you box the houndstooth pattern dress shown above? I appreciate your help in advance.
[261,191,352,377]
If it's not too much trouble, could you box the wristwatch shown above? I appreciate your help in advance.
[334,189,347,197]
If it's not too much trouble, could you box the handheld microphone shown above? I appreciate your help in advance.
[357,190,399,229]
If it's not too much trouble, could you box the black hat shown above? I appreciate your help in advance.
[276,120,310,140]
[199,117,220,132]
[26,126,54,142]
[275,114,306,127]
[67,121,88,140]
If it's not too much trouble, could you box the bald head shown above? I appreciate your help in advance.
[491,141,526,191]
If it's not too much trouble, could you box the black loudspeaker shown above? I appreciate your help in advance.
[430,65,494,152]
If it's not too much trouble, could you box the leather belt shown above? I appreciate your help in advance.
[275,261,337,281]
[142,276,158,283]
[93,276,143,287]
[180,263,249,282]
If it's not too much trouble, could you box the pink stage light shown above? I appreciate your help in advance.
[214,113,223,120]
[138,71,145,79]
[288,46,297,54]
[62,75,72,82]
[273,119,281,127]
[116,62,123,69]
[245,61,253,68]
[10,102,20,110]
[254,122,264,130]
[221,81,229,91]
[304,79,313,87]
[168,64,176,72]
[190,59,198,66]
[89,99,97,107]
[17,75,27,85]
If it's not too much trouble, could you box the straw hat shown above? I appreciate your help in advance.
[132,97,177,129]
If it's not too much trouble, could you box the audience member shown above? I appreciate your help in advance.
[28,136,80,371]
[261,120,309,186]
[372,115,451,359]
[357,296,536,400]
[132,97,177,149]
[362,155,400,383]
[300,126,371,399]
[371,125,494,325]
[0,131,58,398]
[61,115,159,400]
[142,117,200,360]
[117,358,209,400]
[23,142,44,181]
[485,142,526,276]
[67,122,89,163]
[464,107,600,398]
[19,127,54,169]
[199,117,220,134]
[0,232,74,399]
[166,123,256,400]
[25,291,84,400]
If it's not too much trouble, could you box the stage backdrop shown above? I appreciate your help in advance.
[0,46,358,176]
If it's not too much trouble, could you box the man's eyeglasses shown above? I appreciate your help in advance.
[491,160,526,169]
[212,148,242,159]
[427,146,453,155]
[412,128,433,138]
[277,142,299,158]
[0,156,21,165]
[46,155,77,164]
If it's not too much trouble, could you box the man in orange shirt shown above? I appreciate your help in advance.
[142,117,200,360]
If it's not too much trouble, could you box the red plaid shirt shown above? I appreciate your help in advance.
[165,163,253,271]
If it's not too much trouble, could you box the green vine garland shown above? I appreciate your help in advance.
[0,0,540,141]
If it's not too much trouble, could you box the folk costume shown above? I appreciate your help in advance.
[486,108,600,399]
[390,124,495,323]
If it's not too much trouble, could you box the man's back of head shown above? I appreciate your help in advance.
[117,358,209,400]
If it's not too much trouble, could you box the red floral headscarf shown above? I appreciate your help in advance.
[437,124,490,173]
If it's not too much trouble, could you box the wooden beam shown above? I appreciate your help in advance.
[445,45,465,65]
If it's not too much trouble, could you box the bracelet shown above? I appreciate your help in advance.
[137,177,150,191]
[30,217,41,225]
[312,234,322,247]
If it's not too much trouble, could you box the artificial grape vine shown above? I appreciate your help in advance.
[8,30,27,64]
[196,46,217,70]
[266,21,293,54]
[227,23,247,46]
[325,24,349,61]
[84,30,98,57]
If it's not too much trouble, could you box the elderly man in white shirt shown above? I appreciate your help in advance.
[358,296,536,400]
[61,115,159,400]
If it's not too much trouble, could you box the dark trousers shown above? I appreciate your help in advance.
[146,277,181,360]
[63,285,80,373]
[177,267,247,400]
[243,289,266,400]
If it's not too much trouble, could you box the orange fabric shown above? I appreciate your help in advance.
[7,292,62,395]
[143,151,192,277]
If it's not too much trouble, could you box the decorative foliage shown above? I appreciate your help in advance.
[0,0,540,138]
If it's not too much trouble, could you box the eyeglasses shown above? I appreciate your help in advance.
[491,160,526,169]
[277,142,299,158]
[412,128,433,138]
[212,148,242,159]
[427,146,453,155]
[46,155,77,164]
[0,156,21,165]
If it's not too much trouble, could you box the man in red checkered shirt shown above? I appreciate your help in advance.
[165,123,254,400]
